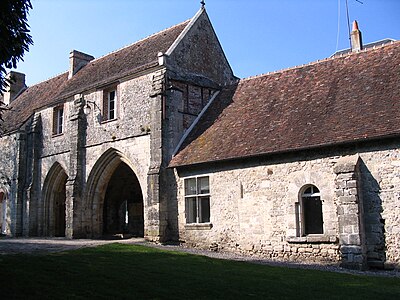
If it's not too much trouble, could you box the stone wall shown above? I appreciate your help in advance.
[0,132,20,235]
[176,142,400,268]
[166,9,236,86]
[0,71,159,238]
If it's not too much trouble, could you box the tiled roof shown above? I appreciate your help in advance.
[2,72,68,132]
[2,21,189,133]
[170,41,400,167]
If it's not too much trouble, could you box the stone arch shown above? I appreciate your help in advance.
[0,190,7,235]
[42,162,68,237]
[85,148,144,238]
[0,175,10,235]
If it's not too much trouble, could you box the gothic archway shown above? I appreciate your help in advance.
[85,149,144,238]
[0,191,6,235]
[42,162,68,237]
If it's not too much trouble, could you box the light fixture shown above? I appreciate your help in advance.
[84,100,101,115]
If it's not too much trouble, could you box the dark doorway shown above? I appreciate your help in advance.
[303,196,323,234]
[43,163,68,237]
[103,162,144,237]
[54,183,66,237]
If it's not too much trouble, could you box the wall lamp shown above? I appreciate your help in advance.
[83,100,101,115]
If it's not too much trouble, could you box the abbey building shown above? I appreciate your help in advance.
[1,8,399,270]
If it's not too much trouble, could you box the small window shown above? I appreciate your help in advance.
[297,185,323,236]
[103,88,117,121]
[184,176,210,224]
[52,105,64,135]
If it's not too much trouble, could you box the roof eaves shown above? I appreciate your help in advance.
[170,132,400,169]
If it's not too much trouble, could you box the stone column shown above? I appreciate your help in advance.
[24,113,42,236]
[334,154,366,269]
[15,130,27,236]
[147,70,165,241]
[66,94,86,238]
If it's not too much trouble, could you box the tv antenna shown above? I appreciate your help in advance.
[345,0,364,48]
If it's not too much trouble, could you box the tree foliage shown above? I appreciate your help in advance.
[0,0,33,120]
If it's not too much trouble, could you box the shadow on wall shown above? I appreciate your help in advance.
[359,160,386,269]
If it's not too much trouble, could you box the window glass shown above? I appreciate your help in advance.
[103,87,117,121]
[184,176,210,224]
[304,186,312,194]
[58,108,63,134]
[197,177,209,194]
[199,196,210,223]
[185,197,197,223]
[108,90,116,120]
[299,185,323,235]
[53,105,64,135]
[185,178,196,196]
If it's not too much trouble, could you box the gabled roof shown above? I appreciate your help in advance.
[170,41,400,167]
[2,20,190,133]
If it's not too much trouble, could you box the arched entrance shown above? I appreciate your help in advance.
[85,149,144,238]
[43,163,68,237]
[103,162,144,237]
[0,191,5,235]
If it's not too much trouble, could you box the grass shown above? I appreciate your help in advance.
[0,243,399,299]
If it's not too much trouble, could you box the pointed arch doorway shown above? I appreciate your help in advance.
[103,162,144,237]
[0,191,6,235]
[86,149,144,238]
[43,163,68,237]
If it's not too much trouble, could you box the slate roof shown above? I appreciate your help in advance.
[2,20,189,133]
[170,41,400,167]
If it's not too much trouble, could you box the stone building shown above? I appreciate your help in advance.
[0,7,399,270]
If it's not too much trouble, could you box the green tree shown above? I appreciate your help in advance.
[0,0,33,120]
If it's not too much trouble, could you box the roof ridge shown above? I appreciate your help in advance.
[241,40,399,82]
[332,38,397,57]
[91,19,191,64]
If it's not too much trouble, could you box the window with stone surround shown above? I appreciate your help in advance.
[184,176,210,224]
[52,105,64,135]
[102,87,117,122]
[296,185,323,236]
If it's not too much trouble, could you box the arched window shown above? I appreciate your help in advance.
[297,185,323,236]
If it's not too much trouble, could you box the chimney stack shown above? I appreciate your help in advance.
[68,50,94,79]
[3,71,26,105]
[350,20,363,52]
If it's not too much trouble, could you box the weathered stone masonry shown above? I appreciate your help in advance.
[0,7,399,270]
[176,142,400,269]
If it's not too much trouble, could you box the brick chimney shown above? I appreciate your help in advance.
[351,20,363,52]
[68,50,94,79]
[3,71,26,105]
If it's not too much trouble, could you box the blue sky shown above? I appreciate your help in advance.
[12,0,400,86]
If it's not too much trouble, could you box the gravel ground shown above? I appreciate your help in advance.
[1,237,399,278]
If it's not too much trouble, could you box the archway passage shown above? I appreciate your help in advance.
[0,192,5,234]
[43,163,68,237]
[102,162,144,237]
